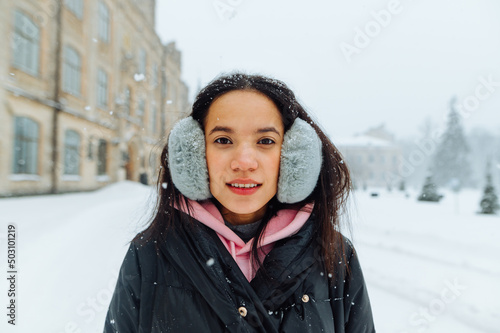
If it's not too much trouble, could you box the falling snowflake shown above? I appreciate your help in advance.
[134,73,145,82]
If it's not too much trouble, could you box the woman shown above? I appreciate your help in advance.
[104,73,375,332]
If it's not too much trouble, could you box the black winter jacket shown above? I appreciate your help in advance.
[104,211,375,332]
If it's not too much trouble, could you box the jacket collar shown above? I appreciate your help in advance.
[177,199,313,255]
[157,209,319,332]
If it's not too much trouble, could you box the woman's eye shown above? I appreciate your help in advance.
[258,138,275,145]
[214,138,232,144]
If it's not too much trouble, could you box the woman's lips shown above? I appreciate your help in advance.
[226,182,262,195]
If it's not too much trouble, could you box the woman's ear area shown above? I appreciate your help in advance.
[166,113,322,204]
[277,118,323,203]
[167,117,211,201]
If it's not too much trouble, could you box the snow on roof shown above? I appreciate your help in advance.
[335,135,394,148]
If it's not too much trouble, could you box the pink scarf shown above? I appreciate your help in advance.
[177,199,313,281]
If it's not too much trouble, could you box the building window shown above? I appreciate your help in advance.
[98,1,110,43]
[97,68,108,108]
[162,76,168,98]
[62,45,81,96]
[88,136,94,159]
[137,99,145,122]
[150,105,157,134]
[97,139,107,175]
[123,87,131,115]
[12,10,40,76]
[65,0,83,19]
[152,63,158,86]
[12,117,39,174]
[64,130,80,175]
[138,48,146,75]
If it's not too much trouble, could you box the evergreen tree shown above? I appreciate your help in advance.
[398,180,406,192]
[479,162,499,214]
[432,97,471,189]
[418,174,443,202]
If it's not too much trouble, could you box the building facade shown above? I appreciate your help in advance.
[337,125,403,190]
[0,0,189,196]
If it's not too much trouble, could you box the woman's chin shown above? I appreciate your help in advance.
[216,202,268,224]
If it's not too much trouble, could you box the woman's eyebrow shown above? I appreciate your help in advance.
[208,126,233,135]
[208,126,281,137]
[255,127,281,137]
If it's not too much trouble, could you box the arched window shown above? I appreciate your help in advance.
[97,68,108,108]
[65,0,83,19]
[150,105,157,134]
[152,63,158,86]
[98,1,110,43]
[12,117,39,174]
[138,48,146,75]
[63,45,81,96]
[123,87,131,115]
[12,10,40,76]
[64,130,81,175]
[97,139,107,175]
[137,98,145,122]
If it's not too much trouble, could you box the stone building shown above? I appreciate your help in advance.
[337,125,403,189]
[0,0,190,196]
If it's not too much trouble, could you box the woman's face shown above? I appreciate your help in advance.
[204,90,284,225]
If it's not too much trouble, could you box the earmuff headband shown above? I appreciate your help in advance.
[167,117,322,204]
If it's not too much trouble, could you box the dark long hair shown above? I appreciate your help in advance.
[136,73,352,277]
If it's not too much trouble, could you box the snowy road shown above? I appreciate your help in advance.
[0,182,499,332]
[352,189,500,333]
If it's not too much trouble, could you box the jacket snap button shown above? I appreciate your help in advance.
[238,306,248,317]
[301,294,310,303]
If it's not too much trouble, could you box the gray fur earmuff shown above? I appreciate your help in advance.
[277,118,322,203]
[168,117,212,200]
[167,116,322,203]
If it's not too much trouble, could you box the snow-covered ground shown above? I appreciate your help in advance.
[0,181,498,332]
[350,189,500,333]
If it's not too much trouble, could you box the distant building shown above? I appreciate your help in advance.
[0,0,190,196]
[337,125,402,189]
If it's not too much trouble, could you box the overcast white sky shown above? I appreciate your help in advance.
[155,0,500,140]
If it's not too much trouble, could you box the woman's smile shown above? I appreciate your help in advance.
[227,178,262,195]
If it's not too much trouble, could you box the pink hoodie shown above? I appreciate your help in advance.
[178,199,313,281]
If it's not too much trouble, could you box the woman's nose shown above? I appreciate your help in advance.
[230,145,258,171]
